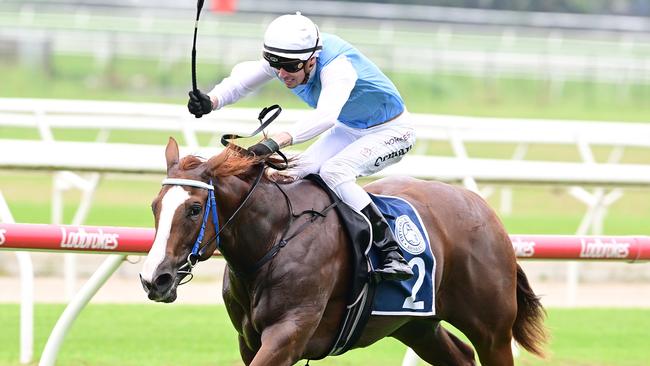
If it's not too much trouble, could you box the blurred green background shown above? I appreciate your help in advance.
[2,55,649,122]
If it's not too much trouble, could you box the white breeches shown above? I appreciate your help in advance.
[287,111,416,211]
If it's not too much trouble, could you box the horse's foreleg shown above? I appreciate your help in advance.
[249,321,312,366]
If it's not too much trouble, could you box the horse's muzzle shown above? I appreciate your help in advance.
[139,272,178,303]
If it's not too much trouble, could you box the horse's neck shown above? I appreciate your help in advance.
[215,174,286,272]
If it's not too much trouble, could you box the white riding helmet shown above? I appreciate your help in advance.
[263,12,322,61]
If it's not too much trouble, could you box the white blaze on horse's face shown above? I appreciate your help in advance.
[140,186,190,282]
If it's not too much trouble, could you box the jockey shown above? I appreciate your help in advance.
[188,12,415,281]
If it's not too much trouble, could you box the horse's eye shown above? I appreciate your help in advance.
[189,204,202,217]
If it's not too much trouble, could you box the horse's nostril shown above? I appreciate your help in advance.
[154,273,174,293]
[139,273,152,292]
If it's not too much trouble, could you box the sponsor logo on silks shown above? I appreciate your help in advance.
[0,229,6,245]
[394,215,425,255]
[512,237,536,257]
[374,145,412,167]
[579,238,630,259]
[59,227,119,250]
[383,131,413,146]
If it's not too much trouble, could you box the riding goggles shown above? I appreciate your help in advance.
[263,52,307,73]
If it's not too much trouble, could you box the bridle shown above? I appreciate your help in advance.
[163,165,265,285]
[158,104,330,284]
[161,104,282,285]
[162,167,337,284]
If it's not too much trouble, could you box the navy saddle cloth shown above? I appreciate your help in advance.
[304,175,436,358]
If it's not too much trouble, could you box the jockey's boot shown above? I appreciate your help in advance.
[361,202,414,282]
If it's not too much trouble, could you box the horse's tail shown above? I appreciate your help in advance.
[512,264,548,358]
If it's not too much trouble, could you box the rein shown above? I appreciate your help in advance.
[163,165,336,283]
[167,104,283,284]
[163,105,328,283]
[238,181,338,276]
[165,164,265,285]
[221,105,289,171]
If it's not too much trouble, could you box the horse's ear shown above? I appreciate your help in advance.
[165,137,179,172]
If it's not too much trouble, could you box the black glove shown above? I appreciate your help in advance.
[247,139,280,157]
[187,90,213,118]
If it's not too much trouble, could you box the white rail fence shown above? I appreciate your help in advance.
[2,97,650,219]
[0,98,649,365]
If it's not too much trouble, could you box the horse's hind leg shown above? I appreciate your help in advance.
[445,300,516,366]
[462,319,516,366]
[465,329,514,366]
[392,319,476,365]
[440,270,517,365]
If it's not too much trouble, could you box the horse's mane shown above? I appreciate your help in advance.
[178,145,295,181]
[176,145,256,178]
[178,155,204,171]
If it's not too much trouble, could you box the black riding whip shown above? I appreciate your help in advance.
[191,0,206,93]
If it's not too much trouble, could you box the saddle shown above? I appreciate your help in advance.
[305,174,378,358]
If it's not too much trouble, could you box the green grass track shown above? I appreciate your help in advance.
[0,305,649,366]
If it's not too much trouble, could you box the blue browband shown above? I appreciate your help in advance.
[161,178,221,260]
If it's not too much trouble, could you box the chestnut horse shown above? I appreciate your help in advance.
[140,137,547,365]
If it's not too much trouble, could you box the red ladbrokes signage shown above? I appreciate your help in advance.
[579,237,630,259]
[512,237,536,258]
[59,227,119,250]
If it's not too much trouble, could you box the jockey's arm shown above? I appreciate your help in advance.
[274,55,358,148]
[208,60,276,110]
